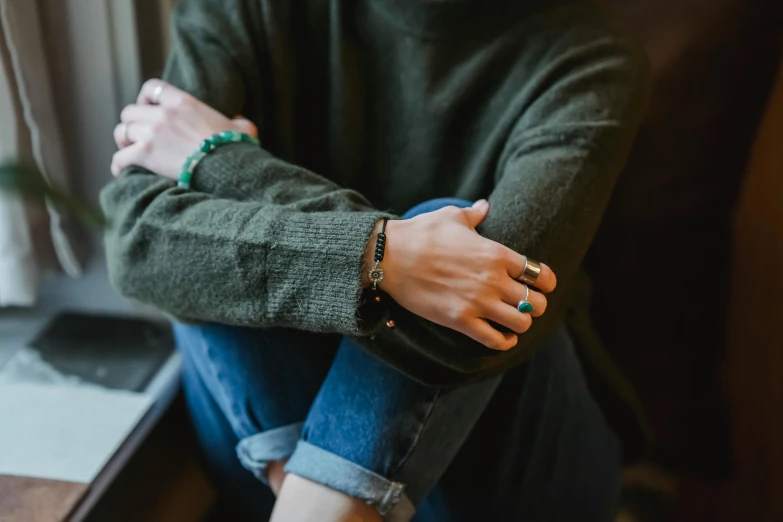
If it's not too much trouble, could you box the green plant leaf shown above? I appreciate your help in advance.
[0,162,108,227]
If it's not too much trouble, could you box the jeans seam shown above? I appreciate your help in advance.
[387,389,442,478]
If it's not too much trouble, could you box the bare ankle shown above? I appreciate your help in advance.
[270,473,382,522]
[268,459,287,496]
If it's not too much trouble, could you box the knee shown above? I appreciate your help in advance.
[402,197,474,219]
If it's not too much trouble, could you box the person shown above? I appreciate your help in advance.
[100,0,650,520]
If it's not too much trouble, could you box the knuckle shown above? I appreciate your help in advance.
[483,244,505,265]
[175,93,194,108]
[467,291,487,309]
[439,206,458,218]
[495,244,515,271]
[244,121,258,137]
[140,140,154,154]
[479,270,500,287]
[475,245,494,265]
[451,304,472,323]
[481,270,507,290]
[162,107,178,120]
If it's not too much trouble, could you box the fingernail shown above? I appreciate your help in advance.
[472,199,488,209]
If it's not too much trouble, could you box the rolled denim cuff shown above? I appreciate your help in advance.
[284,440,415,521]
[236,422,303,484]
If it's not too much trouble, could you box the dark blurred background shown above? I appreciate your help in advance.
[590,0,783,520]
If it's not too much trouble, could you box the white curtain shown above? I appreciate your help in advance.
[0,0,81,306]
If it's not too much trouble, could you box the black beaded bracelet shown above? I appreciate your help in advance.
[368,218,389,290]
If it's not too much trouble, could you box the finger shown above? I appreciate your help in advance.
[124,122,155,144]
[504,252,557,293]
[461,199,489,229]
[484,301,533,335]
[231,117,258,137]
[110,142,148,177]
[500,280,547,317]
[460,318,518,352]
[137,78,190,107]
[113,123,131,149]
[121,104,165,124]
[530,262,556,293]
[137,78,165,105]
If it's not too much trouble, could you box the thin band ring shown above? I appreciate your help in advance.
[152,83,165,105]
[517,285,534,313]
[122,122,131,144]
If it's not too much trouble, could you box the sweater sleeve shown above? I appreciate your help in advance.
[346,27,652,384]
[479,32,652,361]
[101,0,393,333]
[102,0,649,384]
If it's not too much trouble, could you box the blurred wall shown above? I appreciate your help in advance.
[722,47,783,522]
[590,0,782,481]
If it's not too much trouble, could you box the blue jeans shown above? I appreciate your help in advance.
[175,199,621,521]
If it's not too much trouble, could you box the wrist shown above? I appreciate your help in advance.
[178,130,260,189]
[189,142,272,193]
[362,219,385,287]
[362,218,402,289]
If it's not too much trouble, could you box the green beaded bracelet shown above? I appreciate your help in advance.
[177,129,261,188]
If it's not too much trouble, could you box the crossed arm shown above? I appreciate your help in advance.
[100,0,649,385]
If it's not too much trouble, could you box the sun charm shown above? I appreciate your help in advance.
[369,263,385,290]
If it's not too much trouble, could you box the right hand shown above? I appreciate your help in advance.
[112,80,258,179]
[376,200,557,351]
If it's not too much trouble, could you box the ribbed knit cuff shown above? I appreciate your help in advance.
[264,209,393,335]
[189,141,395,336]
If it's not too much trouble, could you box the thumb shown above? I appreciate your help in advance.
[462,199,489,229]
[232,115,258,137]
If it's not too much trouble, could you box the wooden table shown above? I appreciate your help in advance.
[0,475,89,522]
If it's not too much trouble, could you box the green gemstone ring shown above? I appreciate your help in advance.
[518,300,534,313]
[517,285,534,313]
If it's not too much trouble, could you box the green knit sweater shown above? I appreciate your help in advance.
[101,0,649,386]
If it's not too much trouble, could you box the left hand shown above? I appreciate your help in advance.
[112,79,257,178]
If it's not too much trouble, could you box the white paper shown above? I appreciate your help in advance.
[0,383,153,483]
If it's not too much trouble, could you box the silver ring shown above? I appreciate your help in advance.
[122,122,130,143]
[152,83,165,105]
[519,256,542,284]
[517,285,534,313]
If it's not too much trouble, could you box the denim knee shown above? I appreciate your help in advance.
[174,322,337,483]
[280,338,498,520]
